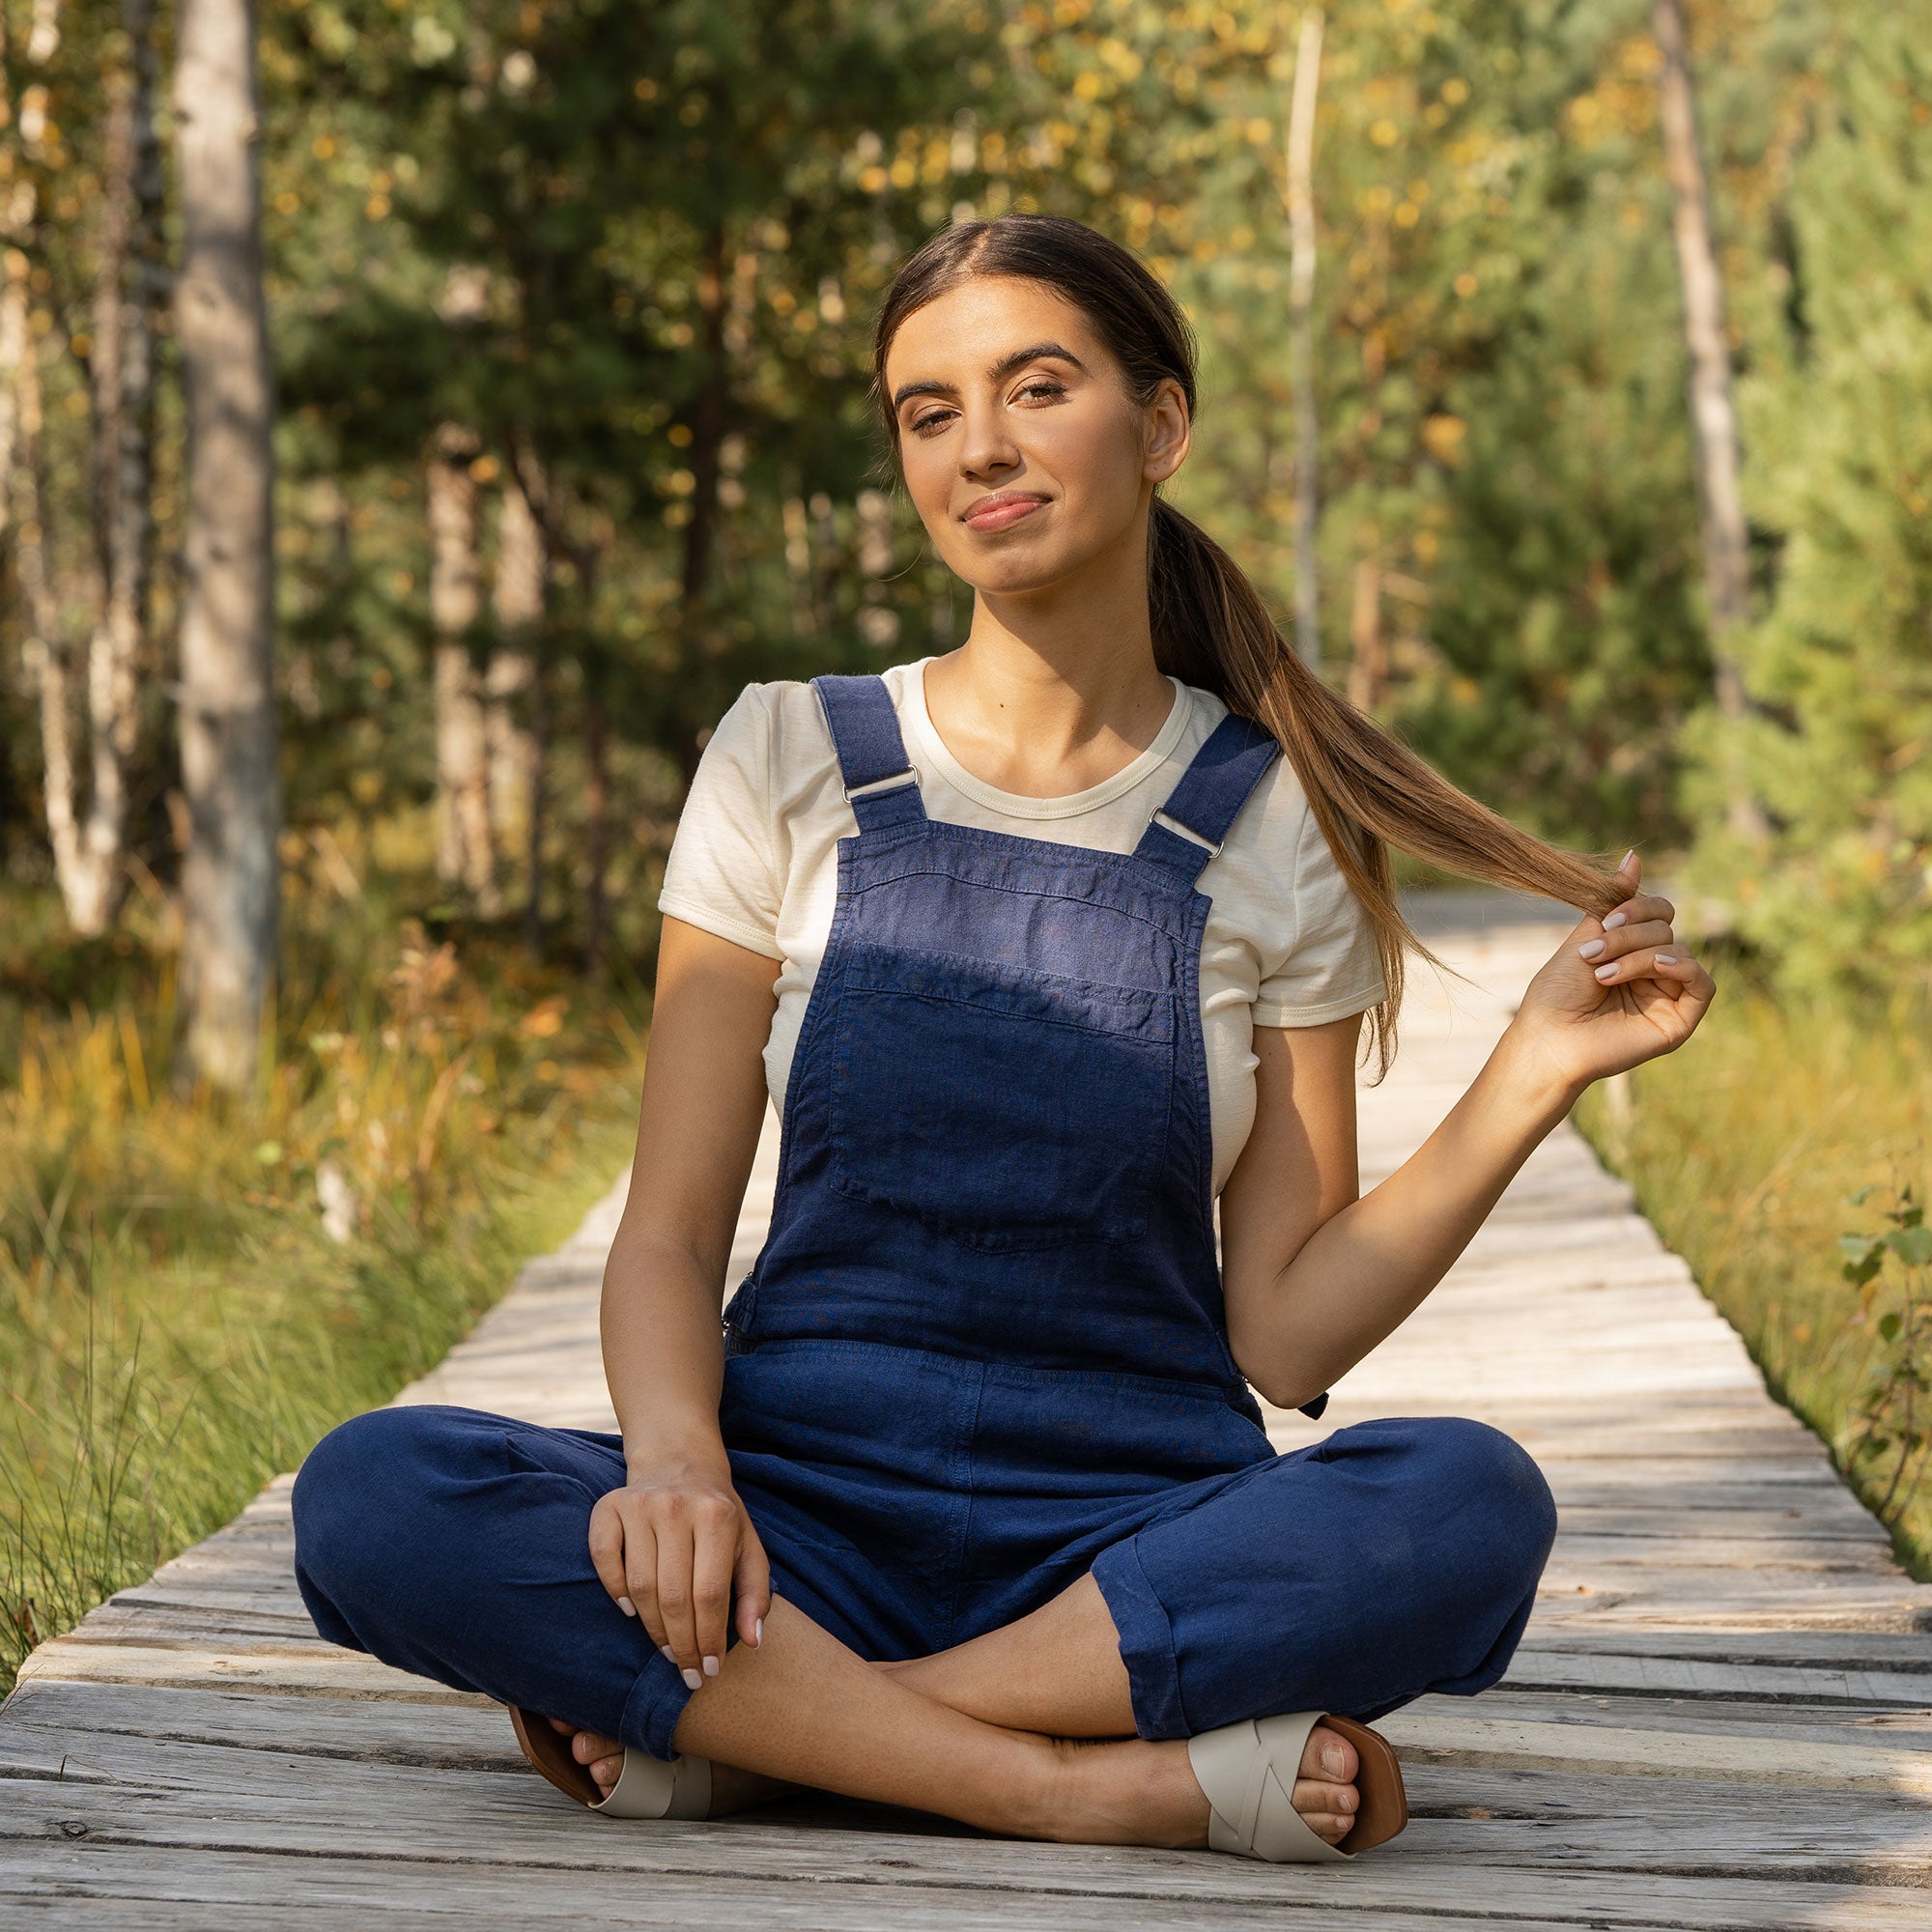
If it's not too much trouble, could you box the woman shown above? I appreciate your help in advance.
[294,215,1713,1862]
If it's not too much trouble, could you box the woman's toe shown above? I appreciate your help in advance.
[1296,1808,1354,1845]
[547,1722,625,1794]
[1293,1777,1357,1812]
[1299,1723,1358,1786]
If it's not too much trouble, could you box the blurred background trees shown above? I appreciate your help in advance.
[8,0,1920,998]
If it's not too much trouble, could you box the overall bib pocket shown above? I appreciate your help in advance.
[827,943,1176,1252]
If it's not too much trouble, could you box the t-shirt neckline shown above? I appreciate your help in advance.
[899,658,1193,821]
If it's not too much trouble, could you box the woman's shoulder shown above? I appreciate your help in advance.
[713,664,925,790]
[1167,681,1316,849]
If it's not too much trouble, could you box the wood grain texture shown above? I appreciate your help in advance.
[3,895,1929,1926]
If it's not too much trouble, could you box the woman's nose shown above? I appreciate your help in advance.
[958,410,1021,482]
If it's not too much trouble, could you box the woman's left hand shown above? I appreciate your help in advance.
[1509,851,1717,1099]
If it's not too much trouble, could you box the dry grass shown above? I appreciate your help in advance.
[1,865,648,1690]
[1575,975,1932,1577]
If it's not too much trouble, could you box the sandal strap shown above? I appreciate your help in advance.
[1187,1711,1355,1864]
[593,1747,713,1820]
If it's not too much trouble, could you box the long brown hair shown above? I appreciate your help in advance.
[873,213,1620,1073]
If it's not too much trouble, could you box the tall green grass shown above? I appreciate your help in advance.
[1,855,649,1692]
[1574,974,1932,1578]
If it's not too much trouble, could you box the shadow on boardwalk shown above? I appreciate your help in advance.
[4,908,1931,1928]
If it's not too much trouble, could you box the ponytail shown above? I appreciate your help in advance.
[1148,499,1618,1072]
[875,215,1621,1073]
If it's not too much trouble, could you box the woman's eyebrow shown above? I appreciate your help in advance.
[892,341,1088,410]
[985,340,1087,384]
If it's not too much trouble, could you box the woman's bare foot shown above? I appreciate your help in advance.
[1034,1721,1360,1849]
[545,1718,795,1813]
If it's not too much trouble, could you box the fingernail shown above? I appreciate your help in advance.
[659,1644,676,1662]
[1620,848,1635,869]
[753,1617,765,1645]
[681,1667,702,1691]
[617,1596,637,1618]
[701,1655,720,1678]
[1594,962,1617,980]
[1577,939,1605,959]
[1655,952,1677,966]
[1603,911,1627,929]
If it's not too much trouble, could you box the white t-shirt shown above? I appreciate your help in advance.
[659,660,1386,1195]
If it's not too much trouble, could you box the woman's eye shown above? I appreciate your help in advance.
[1014,379,1067,404]
[908,410,954,437]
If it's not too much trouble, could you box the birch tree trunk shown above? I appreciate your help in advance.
[6,231,88,915]
[428,423,497,910]
[174,0,280,1089]
[69,0,165,932]
[485,472,541,860]
[3,10,87,928]
[0,10,22,541]
[490,465,547,943]
[4,0,155,934]
[582,685,609,980]
[1285,6,1324,674]
[1653,0,1767,838]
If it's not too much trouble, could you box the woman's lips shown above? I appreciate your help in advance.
[962,493,1050,532]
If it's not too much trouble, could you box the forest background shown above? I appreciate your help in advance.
[4,0,1931,1689]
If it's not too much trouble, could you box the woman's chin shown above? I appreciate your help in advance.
[947,545,1107,602]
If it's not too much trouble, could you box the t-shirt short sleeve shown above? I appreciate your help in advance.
[657,683,786,960]
[1252,802,1387,1027]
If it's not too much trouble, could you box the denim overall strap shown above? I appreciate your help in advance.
[813,674,926,834]
[1133,713,1281,886]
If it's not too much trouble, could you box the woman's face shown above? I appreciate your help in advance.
[883,274,1189,599]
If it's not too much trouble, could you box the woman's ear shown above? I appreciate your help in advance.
[1143,378,1191,486]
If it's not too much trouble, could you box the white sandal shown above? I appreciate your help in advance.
[509,1706,713,1820]
[1187,1711,1407,1862]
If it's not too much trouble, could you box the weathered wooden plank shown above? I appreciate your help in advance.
[0,1852,1609,1932]
[8,1777,1932,1929]
[8,1701,1932,1882]
[1552,1505,1881,1541]
[1541,1534,1903,1573]
[1377,1710,1932,1797]
[1502,1649,1932,1707]
[1520,1629,1932,1669]
[1420,1688,1932,1747]
[12,1643,491,1706]
[0,1682,516,1773]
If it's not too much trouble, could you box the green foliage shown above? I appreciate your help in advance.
[1690,7,1932,997]
[1837,1184,1932,1528]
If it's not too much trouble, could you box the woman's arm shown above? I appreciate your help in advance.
[1220,856,1716,1410]
[591,916,781,1681]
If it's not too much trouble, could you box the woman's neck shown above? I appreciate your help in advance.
[924,533,1174,801]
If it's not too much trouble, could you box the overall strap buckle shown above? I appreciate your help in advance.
[1133,713,1281,887]
[814,675,927,834]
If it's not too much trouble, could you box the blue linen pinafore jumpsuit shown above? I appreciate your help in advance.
[293,675,1556,1763]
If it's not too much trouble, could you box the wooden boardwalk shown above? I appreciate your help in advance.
[5,898,1932,1928]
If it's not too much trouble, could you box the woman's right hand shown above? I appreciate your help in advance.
[587,1458,770,1686]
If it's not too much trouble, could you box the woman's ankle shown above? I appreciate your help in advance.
[1019,1736,1210,1849]
[966,1731,1081,1841]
